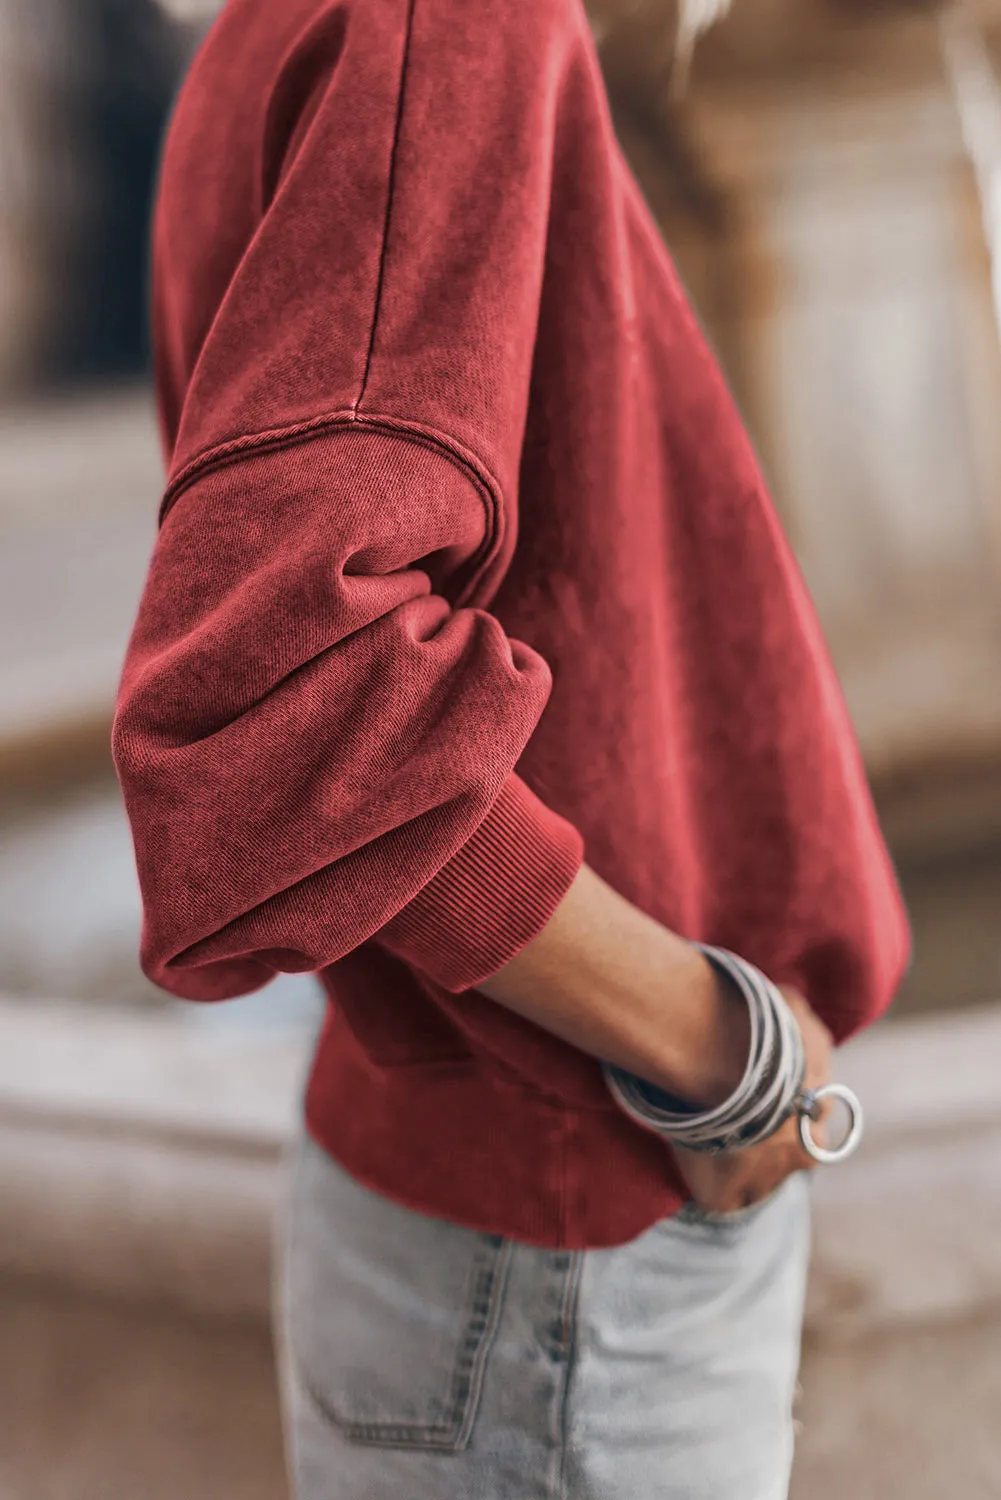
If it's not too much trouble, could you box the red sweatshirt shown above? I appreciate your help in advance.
[112,0,910,1247]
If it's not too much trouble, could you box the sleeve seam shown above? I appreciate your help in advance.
[156,411,506,590]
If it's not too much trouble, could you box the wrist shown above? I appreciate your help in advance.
[604,946,860,1164]
[672,953,752,1109]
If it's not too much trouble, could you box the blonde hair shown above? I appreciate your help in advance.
[673,0,734,95]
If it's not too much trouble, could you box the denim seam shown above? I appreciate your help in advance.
[453,1236,513,1447]
[556,1253,583,1500]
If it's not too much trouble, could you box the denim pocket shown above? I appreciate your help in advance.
[286,1136,511,1451]
[671,1170,801,1233]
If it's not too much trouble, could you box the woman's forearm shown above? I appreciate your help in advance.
[476,861,750,1108]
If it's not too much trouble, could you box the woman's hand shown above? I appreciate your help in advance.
[672,987,834,1215]
[472,863,835,1194]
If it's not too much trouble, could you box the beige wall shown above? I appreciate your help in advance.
[697,83,1001,782]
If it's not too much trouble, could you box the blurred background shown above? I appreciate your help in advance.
[1,0,1000,1495]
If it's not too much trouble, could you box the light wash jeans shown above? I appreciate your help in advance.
[273,1130,811,1500]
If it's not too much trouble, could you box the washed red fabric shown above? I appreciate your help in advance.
[112,0,910,1247]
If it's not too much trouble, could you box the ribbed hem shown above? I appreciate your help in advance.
[375,772,585,993]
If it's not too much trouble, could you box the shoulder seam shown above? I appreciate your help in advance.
[353,0,416,413]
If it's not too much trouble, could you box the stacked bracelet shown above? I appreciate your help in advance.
[601,943,863,1165]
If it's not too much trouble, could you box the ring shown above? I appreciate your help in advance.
[795,1083,864,1165]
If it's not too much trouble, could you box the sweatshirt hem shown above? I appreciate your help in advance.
[303,1010,688,1249]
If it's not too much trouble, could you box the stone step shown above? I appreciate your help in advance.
[0,385,160,787]
[2,991,998,1500]
[0,997,310,1322]
[0,991,998,1340]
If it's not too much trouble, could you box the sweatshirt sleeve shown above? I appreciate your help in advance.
[111,426,585,1002]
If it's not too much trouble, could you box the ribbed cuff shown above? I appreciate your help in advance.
[375,773,586,993]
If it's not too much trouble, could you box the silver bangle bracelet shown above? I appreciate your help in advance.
[602,944,864,1166]
[794,1081,864,1164]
